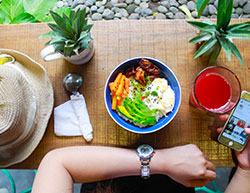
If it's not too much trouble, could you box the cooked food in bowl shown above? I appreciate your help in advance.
[109,59,175,128]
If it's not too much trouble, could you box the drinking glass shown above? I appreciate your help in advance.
[189,66,241,114]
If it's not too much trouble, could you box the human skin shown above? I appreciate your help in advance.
[31,144,216,193]
[32,116,250,193]
[217,115,250,193]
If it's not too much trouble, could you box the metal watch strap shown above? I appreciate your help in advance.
[137,144,154,179]
[140,158,151,179]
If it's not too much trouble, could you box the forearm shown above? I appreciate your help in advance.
[32,144,214,193]
[32,146,148,193]
[225,167,250,193]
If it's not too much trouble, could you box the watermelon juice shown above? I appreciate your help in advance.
[189,67,241,114]
[195,73,231,111]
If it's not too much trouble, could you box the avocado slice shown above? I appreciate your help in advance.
[133,99,158,117]
[133,99,152,114]
[139,117,157,125]
[123,98,157,126]
[123,99,143,119]
[124,98,149,118]
[117,106,134,121]
[117,105,144,124]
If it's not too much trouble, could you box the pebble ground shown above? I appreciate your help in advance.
[54,0,250,20]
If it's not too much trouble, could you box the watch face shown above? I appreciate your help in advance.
[137,144,154,159]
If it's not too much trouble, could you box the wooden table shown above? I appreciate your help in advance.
[0,20,249,169]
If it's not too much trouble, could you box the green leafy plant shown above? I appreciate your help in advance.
[196,0,210,18]
[0,0,57,24]
[188,0,250,65]
[40,7,72,23]
[39,8,93,57]
[179,5,193,19]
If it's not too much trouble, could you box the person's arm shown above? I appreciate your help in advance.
[225,167,250,193]
[218,115,250,193]
[224,137,250,193]
[31,144,216,193]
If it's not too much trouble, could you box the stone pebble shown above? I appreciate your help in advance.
[54,0,250,20]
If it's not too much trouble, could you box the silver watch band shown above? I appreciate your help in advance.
[137,144,154,179]
[140,158,151,179]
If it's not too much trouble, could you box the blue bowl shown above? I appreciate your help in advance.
[104,57,181,134]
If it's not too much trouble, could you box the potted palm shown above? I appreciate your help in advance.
[40,8,94,65]
[188,0,250,65]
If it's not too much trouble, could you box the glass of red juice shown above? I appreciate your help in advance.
[190,66,241,114]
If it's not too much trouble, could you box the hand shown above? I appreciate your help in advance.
[217,115,250,171]
[154,144,216,187]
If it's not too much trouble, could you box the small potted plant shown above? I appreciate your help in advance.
[40,8,94,65]
[188,0,250,65]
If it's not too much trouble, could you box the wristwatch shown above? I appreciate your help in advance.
[136,144,155,179]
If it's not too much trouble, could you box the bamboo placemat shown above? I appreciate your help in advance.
[0,20,249,169]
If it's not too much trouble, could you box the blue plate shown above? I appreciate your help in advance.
[104,57,181,134]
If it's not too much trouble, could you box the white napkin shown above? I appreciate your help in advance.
[54,92,93,142]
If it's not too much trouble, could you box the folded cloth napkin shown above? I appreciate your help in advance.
[54,92,93,142]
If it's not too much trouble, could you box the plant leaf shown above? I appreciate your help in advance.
[188,20,211,29]
[23,0,57,21]
[44,40,52,47]
[0,0,24,23]
[73,9,82,36]
[83,24,93,33]
[10,12,38,24]
[39,31,62,39]
[217,36,231,62]
[228,41,244,66]
[227,21,250,31]
[203,46,215,56]
[69,8,75,22]
[49,10,67,29]
[62,13,75,37]
[50,38,67,45]
[189,33,212,43]
[179,5,193,19]
[193,38,218,59]
[0,9,6,24]
[72,8,80,33]
[196,0,210,18]
[63,46,75,57]
[79,37,92,50]
[209,42,221,65]
[79,9,86,34]
[227,29,250,39]
[41,7,72,22]
[221,0,233,30]
[188,21,216,32]
[78,31,88,42]
[49,10,74,39]
[216,0,226,29]
[47,23,73,39]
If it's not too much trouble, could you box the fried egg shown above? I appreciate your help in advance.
[144,78,175,116]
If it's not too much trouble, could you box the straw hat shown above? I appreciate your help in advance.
[0,49,54,167]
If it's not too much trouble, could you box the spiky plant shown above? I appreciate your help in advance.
[40,8,93,57]
[188,0,250,65]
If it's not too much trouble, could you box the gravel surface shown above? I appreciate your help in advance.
[55,0,250,20]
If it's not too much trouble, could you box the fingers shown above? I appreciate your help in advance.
[188,179,212,187]
[206,161,216,171]
[217,127,223,133]
[204,170,216,180]
[186,169,216,187]
[195,168,216,180]
[229,101,236,109]
[245,126,250,135]
[219,114,229,121]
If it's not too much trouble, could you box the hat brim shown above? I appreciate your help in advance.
[0,49,54,167]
